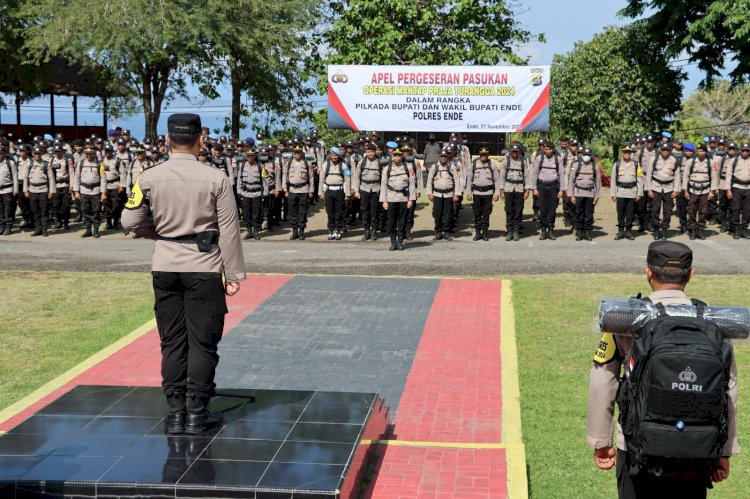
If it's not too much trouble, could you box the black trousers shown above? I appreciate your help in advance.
[241,196,263,229]
[432,196,453,232]
[616,198,636,230]
[731,187,750,229]
[406,200,416,231]
[387,201,407,237]
[324,189,346,231]
[504,191,524,232]
[450,196,462,231]
[152,272,227,400]
[347,195,360,223]
[687,193,709,230]
[103,188,121,221]
[573,196,595,230]
[360,190,380,230]
[29,192,49,229]
[562,194,573,220]
[275,193,288,221]
[288,192,309,229]
[265,194,277,226]
[18,195,32,225]
[636,196,649,228]
[676,196,688,230]
[472,194,493,231]
[616,450,708,499]
[0,193,14,225]
[537,181,559,229]
[717,191,731,226]
[650,191,674,230]
[80,194,101,225]
[53,191,71,225]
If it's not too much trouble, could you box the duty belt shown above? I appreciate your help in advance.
[505,178,524,184]
[361,179,380,185]
[472,184,494,192]
[0,183,14,190]
[80,182,100,189]
[387,185,409,196]
[30,181,49,187]
[575,184,594,191]
[157,233,219,244]
[689,181,710,190]
[616,181,637,189]
[289,181,308,188]
[651,177,674,185]
[537,179,559,186]
[433,186,454,194]
[732,176,750,186]
[242,183,263,192]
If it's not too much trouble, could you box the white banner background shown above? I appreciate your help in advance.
[327,65,550,133]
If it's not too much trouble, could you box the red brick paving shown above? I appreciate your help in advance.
[367,279,506,498]
[0,274,293,431]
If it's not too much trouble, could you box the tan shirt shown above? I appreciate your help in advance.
[24,160,56,194]
[724,156,750,190]
[682,157,715,194]
[646,155,680,193]
[101,157,125,190]
[236,160,268,199]
[611,160,643,199]
[120,152,246,282]
[50,156,72,189]
[75,160,106,195]
[587,289,740,457]
[567,160,602,199]
[464,159,499,196]
[0,156,19,195]
[352,158,382,193]
[283,158,315,194]
[426,161,460,198]
[498,156,531,194]
[318,159,352,197]
[379,162,416,203]
[532,154,567,190]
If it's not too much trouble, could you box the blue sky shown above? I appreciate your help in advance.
[1,0,711,139]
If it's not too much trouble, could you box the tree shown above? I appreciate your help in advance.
[0,1,46,109]
[676,80,750,142]
[550,25,685,149]
[311,0,543,93]
[620,0,750,85]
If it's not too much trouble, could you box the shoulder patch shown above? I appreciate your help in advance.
[594,333,620,365]
[124,178,145,210]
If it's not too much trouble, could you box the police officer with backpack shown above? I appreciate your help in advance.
[587,241,739,498]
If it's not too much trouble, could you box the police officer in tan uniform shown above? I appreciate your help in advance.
[725,143,750,239]
[611,146,643,241]
[24,146,56,237]
[50,145,73,230]
[465,147,500,241]
[568,147,602,241]
[646,143,680,240]
[587,241,739,498]
[319,146,351,240]
[426,149,460,241]
[122,114,245,435]
[498,144,531,241]
[74,146,107,238]
[101,144,126,231]
[236,148,267,240]
[380,148,416,250]
[352,143,382,241]
[683,145,715,240]
[283,145,315,240]
[0,144,19,235]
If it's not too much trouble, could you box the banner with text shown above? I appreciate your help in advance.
[327,65,550,133]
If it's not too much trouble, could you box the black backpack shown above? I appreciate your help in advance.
[616,298,732,476]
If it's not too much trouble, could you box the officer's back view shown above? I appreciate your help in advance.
[122,114,246,435]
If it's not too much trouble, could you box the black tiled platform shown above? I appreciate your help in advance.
[0,385,390,498]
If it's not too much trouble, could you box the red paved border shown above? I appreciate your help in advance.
[366,279,506,498]
[0,274,293,431]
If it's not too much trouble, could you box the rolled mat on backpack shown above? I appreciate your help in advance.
[596,297,750,340]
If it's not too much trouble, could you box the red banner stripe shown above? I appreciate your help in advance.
[515,82,550,133]
[328,83,359,131]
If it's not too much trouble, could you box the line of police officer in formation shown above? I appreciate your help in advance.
[2,129,749,247]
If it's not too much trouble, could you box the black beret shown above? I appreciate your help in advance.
[167,113,202,135]
[439,149,449,156]
[213,144,224,152]
[365,143,376,151]
[510,144,521,152]
[697,144,708,152]
[478,147,490,155]
[647,241,693,269]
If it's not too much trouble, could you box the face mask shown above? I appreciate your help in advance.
[583,155,591,163]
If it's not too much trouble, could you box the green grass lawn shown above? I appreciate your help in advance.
[512,274,750,498]
[0,272,153,411]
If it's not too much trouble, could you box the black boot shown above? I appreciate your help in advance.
[243,228,253,240]
[184,394,223,435]
[625,229,634,240]
[444,232,453,241]
[106,218,113,230]
[93,224,100,238]
[298,228,306,240]
[547,229,556,240]
[660,229,668,240]
[532,208,539,222]
[2,224,10,236]
[513,230,520,242]
[563,216,570,228]
[733,227,741,239]
[433,231,443,241]
[363,229,371,241]
[165,393,186,435]
[505,231,513,241]
[698,229,706,240]
[539,228,548,240]
[370,230,377,241]
[406,229,413,241]
[253,227,261,240]
[81,224,92,238]
[584,229,592,241]
[689,229,696,240]
[32,225,42,236]
[335,230,342,240]
[328,230,334,240]
[397,236,405,250]
[290,228,299,240]
[42,226,48,237]
[389,236,397,251]
[614,230,624,240]
[473,229,481,241]
[575,229,583,241]
[482,229,489,241]
[652,229,660,240]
